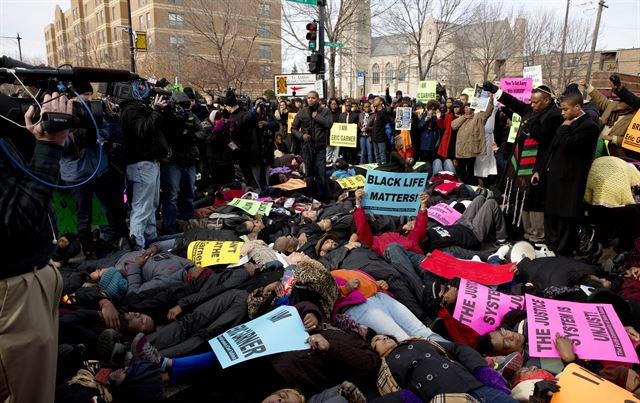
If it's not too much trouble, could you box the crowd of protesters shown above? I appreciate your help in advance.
[3,68,640,403]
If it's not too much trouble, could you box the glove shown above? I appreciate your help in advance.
[483,80,499,94]
[533,380,560,398]
[474,366,512,395]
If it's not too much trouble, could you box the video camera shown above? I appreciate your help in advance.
[0,56,138,135]
[99,77,172,106]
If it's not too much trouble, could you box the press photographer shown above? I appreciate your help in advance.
[253,96,280,190]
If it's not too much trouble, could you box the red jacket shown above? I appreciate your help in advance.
[436,112,454,159]
[354,207,428,256]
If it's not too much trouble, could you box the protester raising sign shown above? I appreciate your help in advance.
[622,110,640,153]
[421,250,515,285]
[470,84,490,112]
[362,171,428,216]
[453,279,525,334]
[335,175,365,190]
[427,203,462,226]
[416,80,437,103]
[209,305,310,368]
[525,294,639,363]
[330,123,358,148]
[228,198,273,216]
[499,77,533,104]
[187,241,244,267]
[523,65,543,88]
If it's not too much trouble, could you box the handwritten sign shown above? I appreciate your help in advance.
[209,306,310,368]
[526,294,639,363]
[523,65,543,88]
[453,279,525,334]
[500,77,533,104]
[228,198,273,216]
[187,241,244,267]
[421,250,515,285]
[362,171,428,216]
[335,175,365,190]
[330,123,358,148]
[416,80,437,103]
[622,110,640,153]
[427,203,462,226]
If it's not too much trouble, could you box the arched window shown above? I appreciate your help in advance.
[398,62,407,83]
[372,64,380,84]
[385,63,394,84]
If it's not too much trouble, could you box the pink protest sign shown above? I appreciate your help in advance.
[453,279,526,334]
[526,294,639,363]
[428,203,462,226]
[500,77,533,104]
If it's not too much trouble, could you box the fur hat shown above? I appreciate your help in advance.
[292,258,338,318]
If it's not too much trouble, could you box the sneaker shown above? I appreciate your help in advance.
[493,239,510,248]
[131,332,163,365]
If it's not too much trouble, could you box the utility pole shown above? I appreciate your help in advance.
[126,0,136,72]
[586,0,608,82]
[558,0,570,89]
[0,33,23,61]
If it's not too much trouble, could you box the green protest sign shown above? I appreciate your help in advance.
[228,198,273,216]
[416,81,437,103]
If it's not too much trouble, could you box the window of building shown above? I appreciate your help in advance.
[385,63,394,84]
[84,4,88,15]
[259,4,271,17]
[372,64,380,84]
[111,6,116,19]
[259,44,272,59]
[138,0,147,6]
[95,0,100,6]
[260,65,272,79]
[139,15,144,29]
[168,12,184,28]
[397,62,406,83]
[146,12,151,26]
[169,0,183,4]
[170,35,185,47]
[257,25,270,38]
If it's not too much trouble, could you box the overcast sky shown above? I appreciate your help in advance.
[1,0,638,67]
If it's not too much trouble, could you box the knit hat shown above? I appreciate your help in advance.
[224,90,238,107]
[99,268,128,300]
[171,91,190,106]
[183,87,196,100]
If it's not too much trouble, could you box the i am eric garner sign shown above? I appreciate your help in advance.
[416,80,437,103]
[330,123,357,148]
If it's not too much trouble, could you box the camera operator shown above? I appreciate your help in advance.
[60,82,128,258]
[120,89,170,250]
[161,91,202,234]
[0,92,69,403]
[252,96,280,190]
[223,89,262,190]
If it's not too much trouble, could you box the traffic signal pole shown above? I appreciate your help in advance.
[317,0,326,95]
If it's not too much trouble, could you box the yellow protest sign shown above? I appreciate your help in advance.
[508,114,521,143]
[272,178,307,191]
[287,112,297,134]
[228,198,273,216]
[335,175,365,190]
[622,110,640,153]
[330,123,357,148]
[551,363,639,403]
[416,81,437,103]
[188,241,244,267]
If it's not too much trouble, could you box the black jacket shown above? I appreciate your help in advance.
[517,256,599,290]
[229,107,260,162]
[164,110,202,166]
[539,113,599,217]
[120,101,169,164]
[615,86,640,111]
[0,140,61,279]
[371,107,391,143]
[292,106,332,150]
[338,111,360,125]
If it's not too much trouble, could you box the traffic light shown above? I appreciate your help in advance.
[307,52,324,74]
[306,21,318,51]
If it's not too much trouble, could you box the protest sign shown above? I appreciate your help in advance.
[362,171,428,216]
[421,250,515,285]
[416,80,437,103]
[188,240,244,267]
[427,203,462,226]
[525,294,639,363]
[523,65,543,88]
[453,279,526,334]
[287,112,297,134]
[550,363,640,403]
[330,123,358,148]
[507,114,521,143]
[500,77,533,104]
[470,83,490,112]
[622,110,640,153]
[356,162,426,171]
[209,305,310,368]
[228,198,273,216]
[53,192,108,235]
[272,178,307,191]
[335,175,365,190]
[395,107,413,130]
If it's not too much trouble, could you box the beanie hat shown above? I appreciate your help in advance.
[99,268,128,300]
[171,91,190,105]
[183,87,196,100]
[224,90,238,107]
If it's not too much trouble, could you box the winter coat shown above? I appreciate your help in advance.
[539,113,599,218]
[164,110,202,166]
[115,251,191,295]
[453,102,494,159]
[372,107,392,143]
[229,107,260,162]
[120,101,169,164]
[588,85,635,144]
[355,207,427,256]
[358,111,373,137]
[516,256,599,290]
[436,111,455,159]
[292,106,332,150]
[418,111,440,152]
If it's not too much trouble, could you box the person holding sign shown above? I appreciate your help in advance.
[358,101,375,164]
[452,97,494,184]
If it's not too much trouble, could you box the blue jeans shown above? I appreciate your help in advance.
[432,158,456,175]
[346,293,449,343]
[470,385,518,403]
[360,136,374,164]
[161,163,196,234]
[373,141,387,164]
[126,161,161,249]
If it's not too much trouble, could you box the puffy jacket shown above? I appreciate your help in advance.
[115,251,191,295]
[120,101,169,164]
[164,110,202,166]
[229,107,260,162]
[291,106,332,150]
[355,207,427,256]
[453,102,494,158]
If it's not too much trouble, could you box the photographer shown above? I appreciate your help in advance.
[0,92,69,403]
[224,89,261,191]
[252,97,280,190]
[120,90,170,250]
[161,91,202,235]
